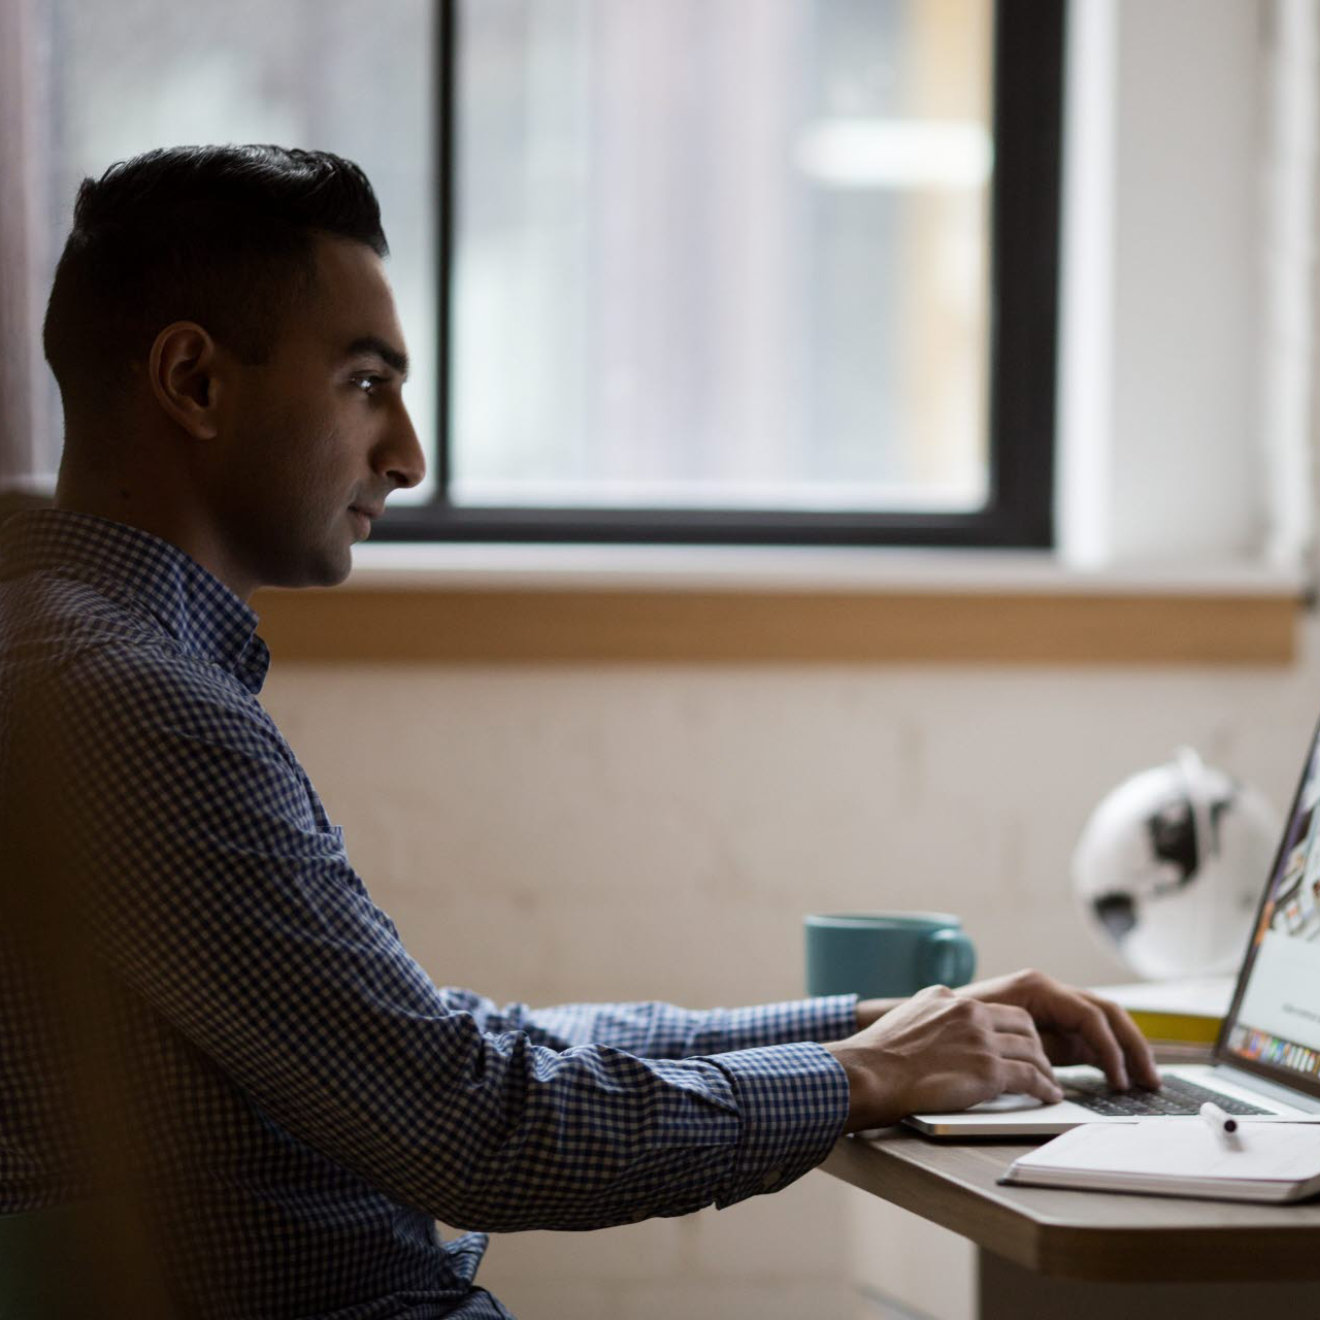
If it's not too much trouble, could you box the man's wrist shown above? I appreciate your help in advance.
[824,1039,897,1131]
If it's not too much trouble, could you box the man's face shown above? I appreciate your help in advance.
[206,235,425,595]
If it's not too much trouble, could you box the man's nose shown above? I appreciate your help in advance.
[381,401,426,490]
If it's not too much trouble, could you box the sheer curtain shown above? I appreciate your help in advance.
[1262,0,1320,579]
[0,0,54,506]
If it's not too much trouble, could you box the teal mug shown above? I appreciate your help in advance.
[804,912,976,999]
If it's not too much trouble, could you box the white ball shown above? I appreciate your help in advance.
[1071,749,1279,979]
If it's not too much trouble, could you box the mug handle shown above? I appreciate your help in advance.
[920,928,977,988]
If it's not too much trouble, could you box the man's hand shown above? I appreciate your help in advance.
[839,969,1160,1131]
[957,969,1160,1092]
[828,984,1065,1131]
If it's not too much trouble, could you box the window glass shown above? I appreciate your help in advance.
[42,0,437,500]
[451,0,993,513]
[42,0,997,524]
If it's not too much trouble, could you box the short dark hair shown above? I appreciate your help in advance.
[43,144,388,410]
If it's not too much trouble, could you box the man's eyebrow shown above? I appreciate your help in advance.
[344,335,410,380]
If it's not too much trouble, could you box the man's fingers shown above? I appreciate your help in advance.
[1001,1058,1064,1105]
[1027,976,1159,1090]
[976,1001,1064,1095]
[1043,1023,1162,1093]
[1039,1028,1099,1070]
[1086,994,1161,1088]
[962,971,1162,1092]
[984,1002,1040,1038]
[994,1025,1056,1080]
[1024,988,1131,1089]
[1047,992,1161,1090]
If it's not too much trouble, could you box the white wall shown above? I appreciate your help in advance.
[1058,0,1274,570]
[266,654,1320,1012]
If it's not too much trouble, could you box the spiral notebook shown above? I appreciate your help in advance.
[1000,1117,1320,1202]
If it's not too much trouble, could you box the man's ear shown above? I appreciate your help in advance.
[147,322,222,440]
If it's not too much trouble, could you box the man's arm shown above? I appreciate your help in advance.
[512,973,1155,1090]
[465,995,860,1059]
[50,667,849,1231]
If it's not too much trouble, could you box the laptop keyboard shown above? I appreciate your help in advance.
[1063,1074,1272,1118]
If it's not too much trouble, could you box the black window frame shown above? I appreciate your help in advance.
[376,0,1064,549]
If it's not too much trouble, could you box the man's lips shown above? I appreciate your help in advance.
[349,505,381,539]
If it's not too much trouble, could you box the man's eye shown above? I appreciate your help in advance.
[352,374,385,395]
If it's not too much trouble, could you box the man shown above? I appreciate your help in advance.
[0,145,1157,1319]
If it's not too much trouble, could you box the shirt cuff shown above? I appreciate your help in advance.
[701,1040,850,1207]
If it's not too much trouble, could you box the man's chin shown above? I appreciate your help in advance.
[310,553,355,589]
[268,550,354,592]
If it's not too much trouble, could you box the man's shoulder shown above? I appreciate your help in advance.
[11,604,307,844]
[3,570,269,756]
[2,562,152,651]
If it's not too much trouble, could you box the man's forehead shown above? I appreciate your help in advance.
[305,234,406,357]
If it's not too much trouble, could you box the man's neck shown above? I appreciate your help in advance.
[54,474,258,604]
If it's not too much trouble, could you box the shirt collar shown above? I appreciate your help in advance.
[0,509,270,694]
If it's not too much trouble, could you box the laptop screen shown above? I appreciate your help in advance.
[1219,716,1320,1100]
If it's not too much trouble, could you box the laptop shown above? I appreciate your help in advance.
[907,717,1320,1137]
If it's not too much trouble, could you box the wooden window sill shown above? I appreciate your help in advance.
[251,548,1304,666]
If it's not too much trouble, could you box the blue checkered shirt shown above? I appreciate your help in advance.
[0,510,853,1319]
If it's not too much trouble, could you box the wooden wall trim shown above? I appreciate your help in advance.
[250,587,1302,666]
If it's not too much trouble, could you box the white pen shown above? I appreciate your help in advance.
[1200,1100,1239,1137]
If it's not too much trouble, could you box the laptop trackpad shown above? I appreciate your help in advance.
[966,1092,1047,1113]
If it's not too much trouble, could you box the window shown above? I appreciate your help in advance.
[36,0,438,481]
[379,0,1064,548]
[37,0,1062,550]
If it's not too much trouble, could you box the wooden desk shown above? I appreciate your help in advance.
[824,1127,1320,1319]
